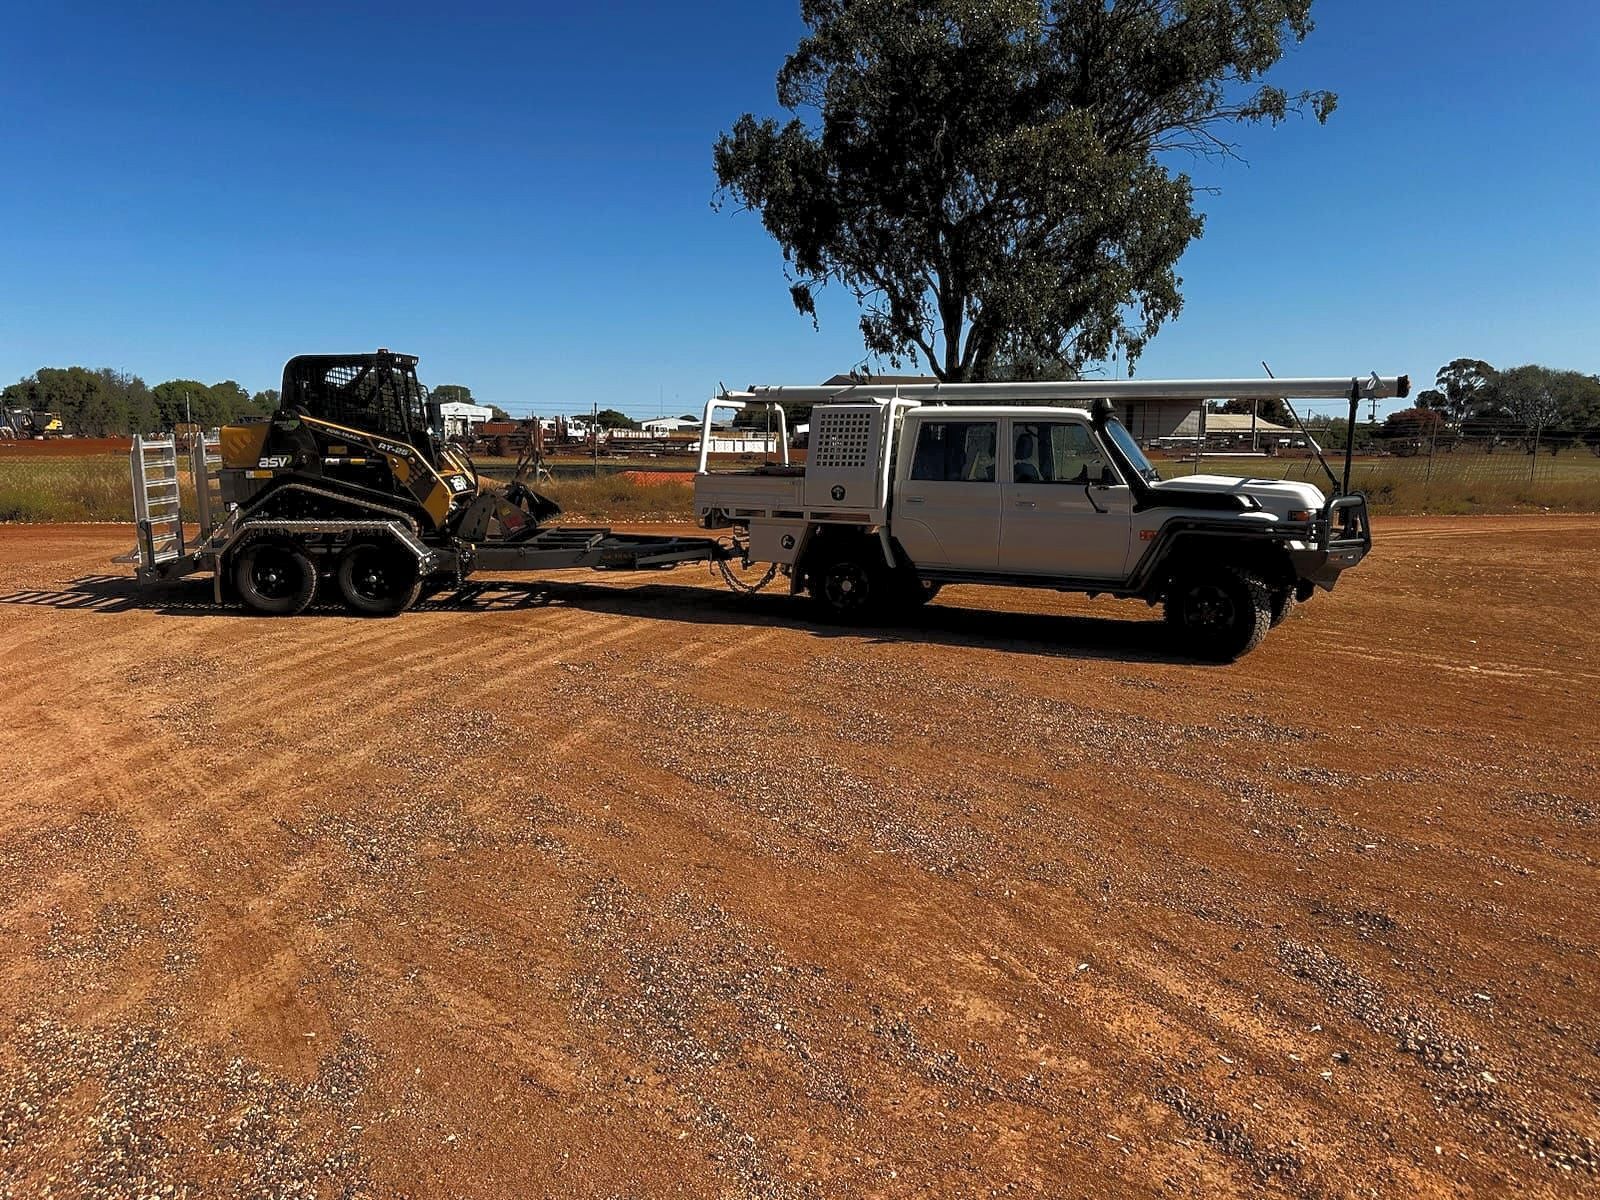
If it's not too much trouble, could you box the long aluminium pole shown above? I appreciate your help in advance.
[733,374,1410,406]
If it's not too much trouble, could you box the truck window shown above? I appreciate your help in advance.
[1012,421,1111,485]
[909,421,997,483]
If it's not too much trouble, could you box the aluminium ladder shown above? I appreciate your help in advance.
[129,435,184,577]
[123,432,226,580]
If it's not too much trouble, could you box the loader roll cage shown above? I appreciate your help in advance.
[281,351,438,450]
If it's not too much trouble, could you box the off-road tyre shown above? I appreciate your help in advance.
[234,541,318,616]
[336,542,421,616]
[808,541,890,623]
[1269,588,1298,628]
[1164,566,1272,661]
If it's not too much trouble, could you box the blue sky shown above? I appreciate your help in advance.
[2,1,1595,420]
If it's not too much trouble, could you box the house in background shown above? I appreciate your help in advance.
[1167,409,1298,450]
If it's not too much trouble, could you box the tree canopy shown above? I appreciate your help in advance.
[1413,359,1600,433]
[1217,395,1293,425]
[715,0,1335,381]
[2,369,272,435]
[1381,405,1445,439]
[1488,365,1600,432]
[1416,358,1494,425]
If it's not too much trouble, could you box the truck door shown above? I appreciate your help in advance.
[999,420,1132,579]
[892,419,1001,569]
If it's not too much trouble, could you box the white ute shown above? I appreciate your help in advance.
[694,374,1410,660]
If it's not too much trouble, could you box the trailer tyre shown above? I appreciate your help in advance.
[234,541,318,616]
[1164,566,1272,661]
[809,543,888,623]
[336,542,421,616]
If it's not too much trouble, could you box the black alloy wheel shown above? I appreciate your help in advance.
[1164,566,1271,661]
[234,542,318,616]
[336,542,421,616]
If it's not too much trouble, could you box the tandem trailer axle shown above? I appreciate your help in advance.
[117,433,737,612]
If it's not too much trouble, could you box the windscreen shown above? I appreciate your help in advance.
[1103,419,1161,482]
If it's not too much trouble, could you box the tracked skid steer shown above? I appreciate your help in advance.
[121,350,725,614]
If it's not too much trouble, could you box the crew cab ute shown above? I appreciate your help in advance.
[694,374,1408,660]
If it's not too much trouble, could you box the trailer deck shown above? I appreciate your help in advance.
[117,433,731,602]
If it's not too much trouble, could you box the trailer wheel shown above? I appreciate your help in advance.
[336,542,421,616]
[809,543,888,622]
[1164,566,1271,661]
[234,541,318,616]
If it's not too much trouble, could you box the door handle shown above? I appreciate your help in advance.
[904,495,925,504]
[1014,500,1036,509]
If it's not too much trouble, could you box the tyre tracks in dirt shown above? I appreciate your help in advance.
[1,517,1596,1197]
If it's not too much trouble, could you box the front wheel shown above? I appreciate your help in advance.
[1269,588,1298,628]
[1164,566,1272,661]
[234,541,318,616]
[336,542,421,616]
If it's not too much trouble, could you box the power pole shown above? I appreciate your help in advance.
[592,398,599,479]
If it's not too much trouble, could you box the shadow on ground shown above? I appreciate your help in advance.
[0,573,1202,665]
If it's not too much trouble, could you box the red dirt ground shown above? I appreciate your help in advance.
[0,516,1595,1197]
[0,437,132,458]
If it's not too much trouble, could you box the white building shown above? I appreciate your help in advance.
[438,401,494,439]
[640,416,699,434]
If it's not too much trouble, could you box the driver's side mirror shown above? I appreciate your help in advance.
[1097,464,1118,487]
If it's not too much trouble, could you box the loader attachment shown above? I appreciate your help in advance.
[504,479,562,528]
[451,481,563,544]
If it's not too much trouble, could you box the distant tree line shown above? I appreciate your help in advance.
[2,366,280,436]
[1382,360,1600,452]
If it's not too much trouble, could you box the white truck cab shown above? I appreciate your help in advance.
[694,375,1407,660]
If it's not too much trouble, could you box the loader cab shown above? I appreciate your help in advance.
[280,350,440,459]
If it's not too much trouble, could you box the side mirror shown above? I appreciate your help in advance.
[1098,464,1118,486]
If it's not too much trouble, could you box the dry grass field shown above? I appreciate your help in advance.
[0,517,1596,1197]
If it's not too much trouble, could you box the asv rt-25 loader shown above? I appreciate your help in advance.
[123,349,727,613]
[693,373,1409,661]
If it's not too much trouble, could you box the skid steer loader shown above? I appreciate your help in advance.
[123,350,724,614]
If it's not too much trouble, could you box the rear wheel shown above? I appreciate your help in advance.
[808,542,889,623]
[1164,566,1272,661]
[336,542,421,616]
[234,541,318,616]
